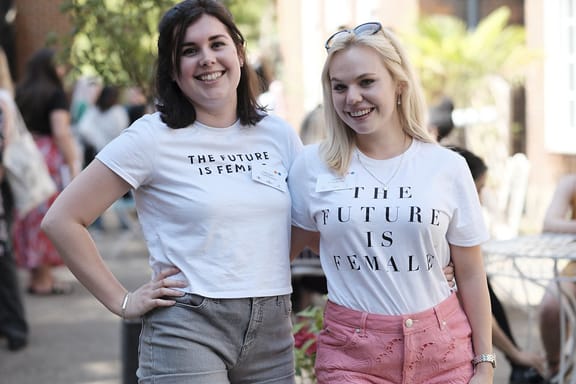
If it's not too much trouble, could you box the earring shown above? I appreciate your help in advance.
[397,94,402,106]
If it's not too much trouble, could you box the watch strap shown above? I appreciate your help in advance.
[471,353,496,368]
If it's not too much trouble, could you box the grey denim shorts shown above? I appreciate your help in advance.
[137,294,295,384]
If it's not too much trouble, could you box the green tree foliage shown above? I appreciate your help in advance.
[59,0,270,99]
[403,6,537,106]
[60,0,179,98]
[223,0,270,45]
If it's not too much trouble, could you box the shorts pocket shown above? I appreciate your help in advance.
[317,325,349,348]
[443,310,474,362]
[172,293,207,309]
[277,295,292,317]
[315,325,372,377]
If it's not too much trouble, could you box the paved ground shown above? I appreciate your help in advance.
[0,225,149,384]
[0,225,537,383]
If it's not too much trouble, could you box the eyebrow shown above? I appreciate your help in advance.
[181,34,229,47]
[330,72,377,82]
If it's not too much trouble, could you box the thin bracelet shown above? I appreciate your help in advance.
[121,291,131,319]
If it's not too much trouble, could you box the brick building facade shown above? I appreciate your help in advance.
[1,0,69,81]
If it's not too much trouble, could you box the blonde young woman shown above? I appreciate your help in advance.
[289,23,494,383]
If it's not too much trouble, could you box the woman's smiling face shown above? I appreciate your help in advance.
[328,45,401,136]
[175,14,242,122]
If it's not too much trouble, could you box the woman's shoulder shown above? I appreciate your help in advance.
[119,112,169,140]
[301,142,321,155]
[128,111,164,129]
[258,113,296,133]
[415,140,465,161]
[411,140,469,174]
[292,143,323,168]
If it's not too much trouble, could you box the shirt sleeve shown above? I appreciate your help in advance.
[446,155,490,246]
[49,89,69,111]
[288,144,319,231]
[96,115,157,189]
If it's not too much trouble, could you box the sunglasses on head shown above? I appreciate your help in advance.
[324,22,383,51]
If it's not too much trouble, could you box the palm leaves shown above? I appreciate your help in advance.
[404,6,537,105]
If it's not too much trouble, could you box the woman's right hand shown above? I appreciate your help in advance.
[443,260,456,288]
[120,267,187,319]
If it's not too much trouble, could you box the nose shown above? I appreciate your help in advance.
[199,49,216,67]
[346,86,362,105]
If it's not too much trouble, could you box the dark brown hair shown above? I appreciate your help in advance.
[155,0,264,128]
[95,86,120,112]
[15,48,66,129]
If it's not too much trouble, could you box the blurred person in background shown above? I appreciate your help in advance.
[124,86,149,125]
[451,147,545,384]
[429,103,545,383]
[538,174,576,381]
[78,85,131,230]
[78,85,130,167]
[13,48,79,295]
[427,96,455,144]
[0,46,27,351]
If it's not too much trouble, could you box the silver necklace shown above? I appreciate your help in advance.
[356,139,407,190]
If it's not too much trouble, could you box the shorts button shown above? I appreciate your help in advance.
[355,328,361,333]
[405,318,413,327]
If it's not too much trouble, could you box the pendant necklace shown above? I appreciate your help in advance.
[356,136,408,190]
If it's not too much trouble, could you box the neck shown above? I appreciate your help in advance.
[195,97,238,128]
[196,110,237,128]
[356,131,411,160]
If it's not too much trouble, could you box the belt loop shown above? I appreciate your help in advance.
[360,311,369,336]
[433,305,445,330]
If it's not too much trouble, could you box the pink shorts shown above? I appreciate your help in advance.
[315,294,474,384]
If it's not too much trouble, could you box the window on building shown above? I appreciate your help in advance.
[544,0,576,153]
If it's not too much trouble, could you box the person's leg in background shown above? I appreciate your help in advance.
[0,180,28,351]
[539,287,562,378]
[538,261,576,380]
[489,279,545,383]
[0,242,28,351]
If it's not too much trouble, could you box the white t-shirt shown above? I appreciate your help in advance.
[97,112,302,298]
[289,140,489,315]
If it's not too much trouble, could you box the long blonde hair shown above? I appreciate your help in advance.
[320,26,434,175]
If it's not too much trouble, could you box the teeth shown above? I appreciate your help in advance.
[350,108,371,117]
[199,72,223,81]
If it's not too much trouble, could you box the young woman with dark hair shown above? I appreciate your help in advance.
[42,1,301,382]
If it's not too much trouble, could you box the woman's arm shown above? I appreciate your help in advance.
[41,160,186,318]
[543,175,576,233]
[492,316,545,374]
[290,226,319,261]
[450,244,494,382]
[50,108,80,178]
